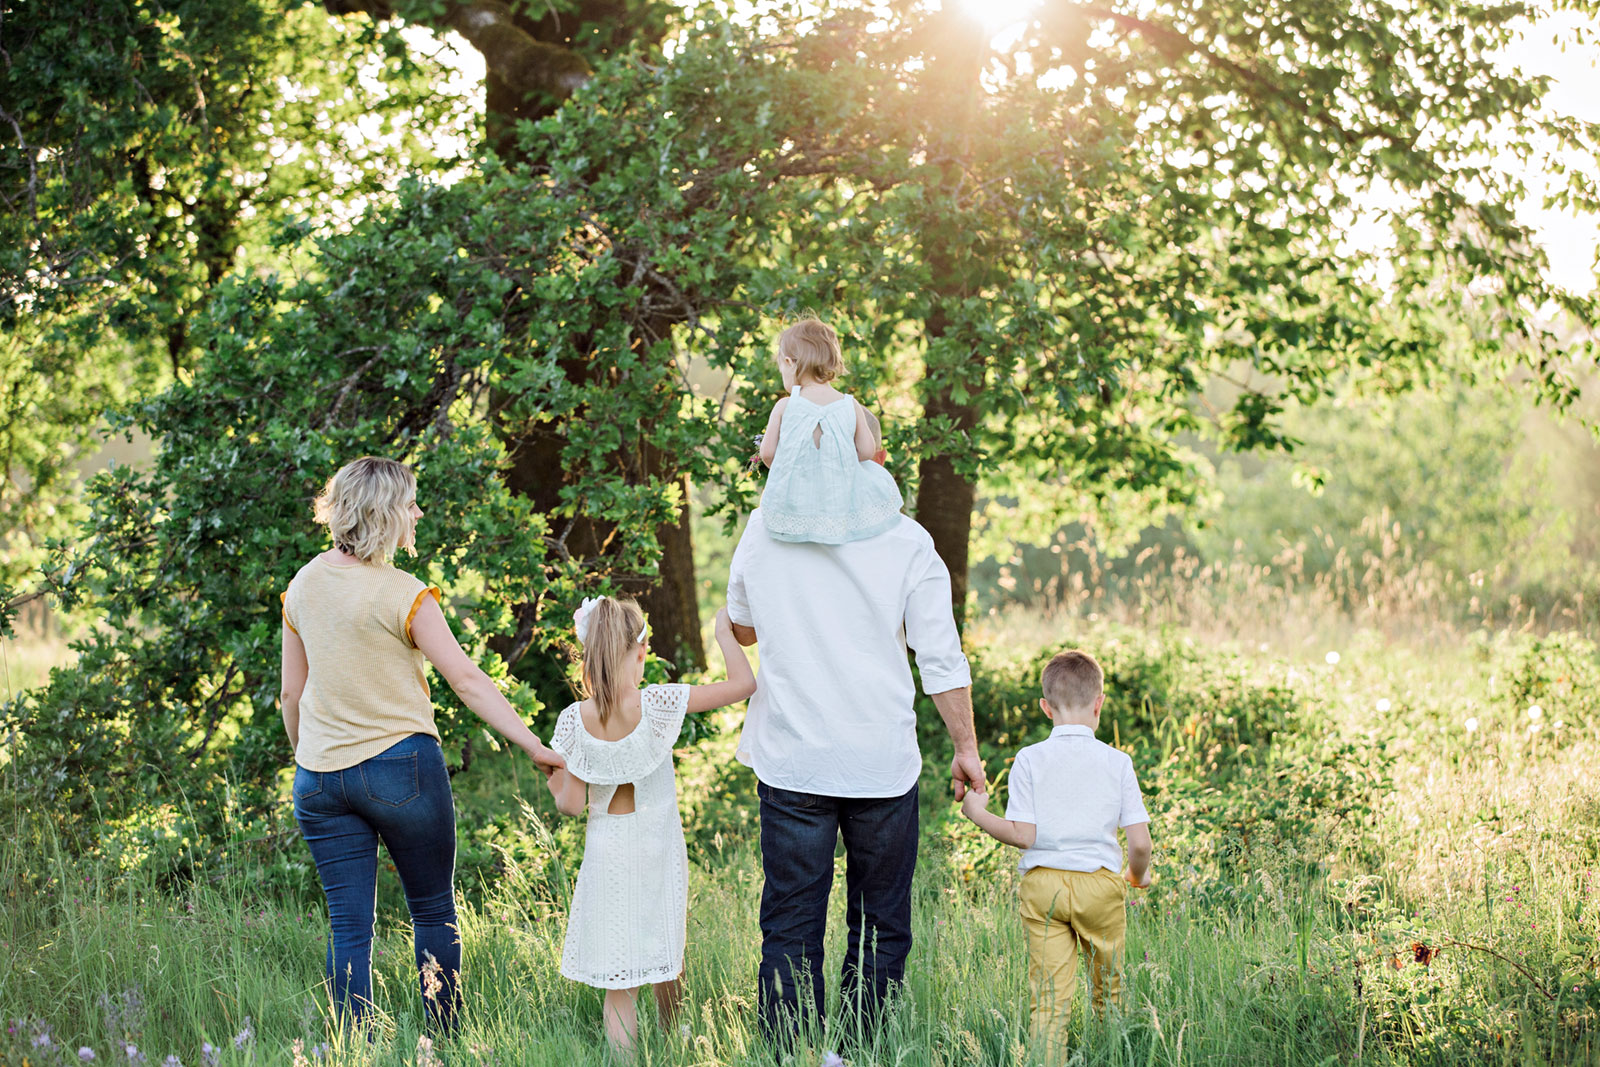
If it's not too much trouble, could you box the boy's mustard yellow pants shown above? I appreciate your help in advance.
[1019,866,1127,1050]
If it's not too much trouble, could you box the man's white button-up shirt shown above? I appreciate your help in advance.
[726,509,972,798]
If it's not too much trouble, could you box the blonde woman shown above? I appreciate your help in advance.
[279,456,565,1030]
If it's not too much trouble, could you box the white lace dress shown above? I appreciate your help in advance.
[549,682,690,989]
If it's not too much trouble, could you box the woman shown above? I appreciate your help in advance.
[279,456,564,1029]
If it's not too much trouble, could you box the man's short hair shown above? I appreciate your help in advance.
[1041,650,1103,712]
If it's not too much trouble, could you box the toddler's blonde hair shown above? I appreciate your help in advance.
[313,457,417,564]
[1041,649,1104,713]
[778,314,844,384]
[581,596,647,727]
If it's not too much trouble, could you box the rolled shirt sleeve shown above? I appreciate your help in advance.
[903,538,971,694]
[726,531,754,628]
[1118,755,1151,827]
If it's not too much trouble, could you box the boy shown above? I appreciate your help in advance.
[960,649,1152,1050]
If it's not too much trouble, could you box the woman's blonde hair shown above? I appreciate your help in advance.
[580,597,647,727]
[778,314,844,384]
[313,457,417,564]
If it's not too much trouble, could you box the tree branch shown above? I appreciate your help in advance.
[323,0,591,103]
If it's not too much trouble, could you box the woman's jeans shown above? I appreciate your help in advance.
[293,734,459,1029]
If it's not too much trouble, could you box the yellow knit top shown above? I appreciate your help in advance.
[281,556,441,772]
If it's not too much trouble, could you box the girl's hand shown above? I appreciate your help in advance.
[714,607,733,639]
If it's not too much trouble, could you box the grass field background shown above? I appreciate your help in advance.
[6,579,1600,1066]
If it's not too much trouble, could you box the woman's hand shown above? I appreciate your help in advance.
[529,740,566,777]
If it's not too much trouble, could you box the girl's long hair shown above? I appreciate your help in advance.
[581,597,646,727]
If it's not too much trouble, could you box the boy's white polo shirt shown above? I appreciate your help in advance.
[1005,724,1149,874]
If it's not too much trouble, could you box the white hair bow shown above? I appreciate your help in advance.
[573,596,648,647]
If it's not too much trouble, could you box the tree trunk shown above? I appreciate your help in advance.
[909,9,987,626]
[342,0,707,669]
[912,304,980,625]
[630,472,705,670]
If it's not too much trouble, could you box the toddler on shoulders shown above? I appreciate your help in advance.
[756,314,904,545]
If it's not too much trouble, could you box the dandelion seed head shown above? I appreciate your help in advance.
[1325,651,1340,665]
[1464,717,1479,733]
[1375,698,1392,713]
[1528,704,1543,720]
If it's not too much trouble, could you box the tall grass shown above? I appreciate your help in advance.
[6,618,1600,1065]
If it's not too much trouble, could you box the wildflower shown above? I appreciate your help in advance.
[232,1020,253,1052]
[163,1056,182,1067]
[1464,717,1479,734]
[416,1035,443,1067]
[821,1054,846,1067]
[124,1045,145,1066]
[80,1050,96,1063]
[420,951,444,1002]
[1528,704,1542,720]
[1325,651,1340,665]
[309,1045,330,1062]
[1555,719,1566,730]
[200,1044,218,1067]
[291,1040,308,1067]
[1375,698,1391,712]
[32,1030,55,1050]
[1528,723,1541,735]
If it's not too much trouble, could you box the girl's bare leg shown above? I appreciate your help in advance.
[603,987,641,1053]
[653,975,684,1032]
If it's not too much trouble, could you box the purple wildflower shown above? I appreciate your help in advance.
[200,1042,219,1067]
[232,1020,253,1052]
[80,1049,97,1062]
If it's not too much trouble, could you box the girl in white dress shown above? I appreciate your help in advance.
[756,314,905,544]
[545,595,756,1052]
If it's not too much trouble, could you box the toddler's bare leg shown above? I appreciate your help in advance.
[603,987,642,1053]
[653,975,684,1032]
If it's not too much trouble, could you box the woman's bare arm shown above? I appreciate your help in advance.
[410,595,565,773]
[280,624,309,752]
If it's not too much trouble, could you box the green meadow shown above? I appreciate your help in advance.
[7,587,1600,1066]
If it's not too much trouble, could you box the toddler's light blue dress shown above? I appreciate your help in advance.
[761,386,905,544]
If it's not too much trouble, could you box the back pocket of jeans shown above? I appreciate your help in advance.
[361,753,419,807]
[292,767,323,800]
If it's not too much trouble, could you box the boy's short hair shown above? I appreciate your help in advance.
[1042,650,1103,712]
[778,314,844,384]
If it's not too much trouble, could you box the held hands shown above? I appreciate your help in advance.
[949,749,986,802]
[959,787,990,822]
[714,607,733,640]
[529,741,566,778]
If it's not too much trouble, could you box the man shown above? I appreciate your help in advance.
[726,409,984,1041]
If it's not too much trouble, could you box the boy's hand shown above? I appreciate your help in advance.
[960,788,989,822]
[1124,866,1152,889]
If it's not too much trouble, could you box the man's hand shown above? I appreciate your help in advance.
[950,748,985,801]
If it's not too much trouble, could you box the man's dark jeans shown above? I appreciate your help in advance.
[757,780,919,1042]
[293,733,460,1030]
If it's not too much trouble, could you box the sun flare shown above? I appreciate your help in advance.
[951,0,1043,35]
